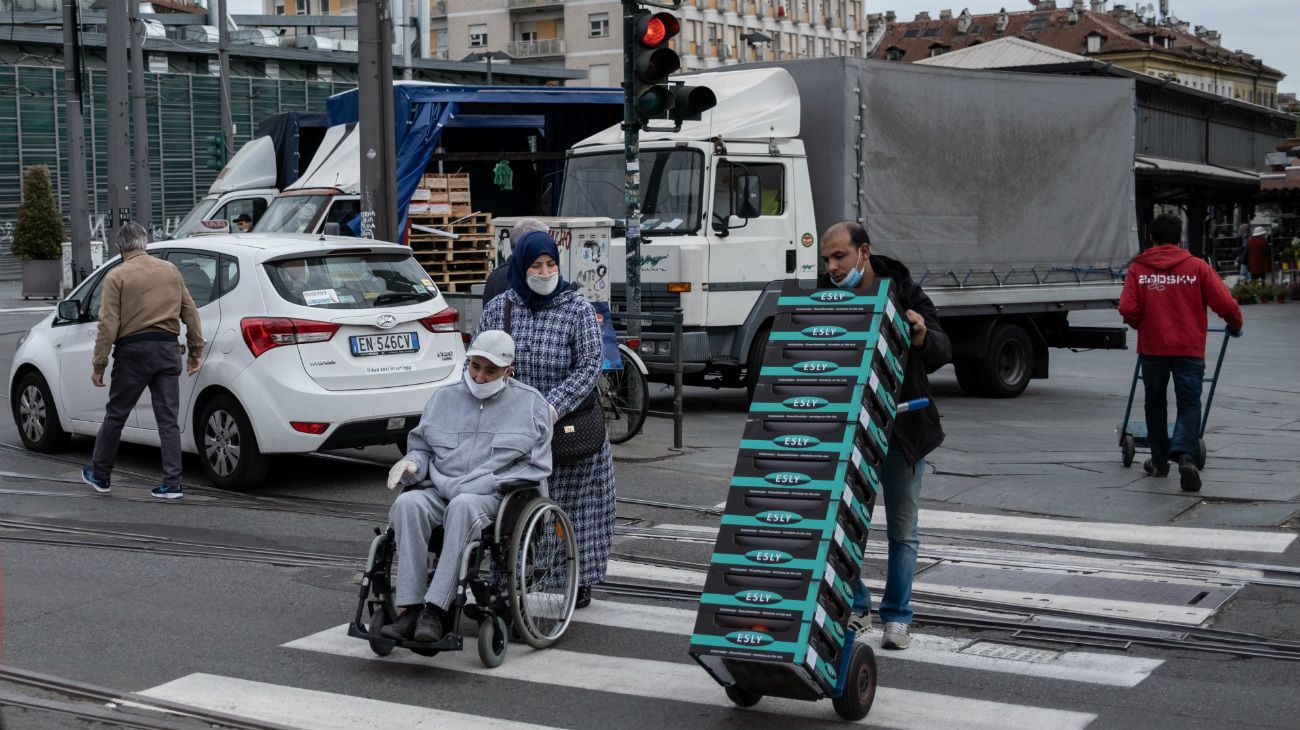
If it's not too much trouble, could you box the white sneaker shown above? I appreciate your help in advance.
[846,614,871,635]
[881,622,912,650]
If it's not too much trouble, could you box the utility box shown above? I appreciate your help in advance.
[492,216,614,306]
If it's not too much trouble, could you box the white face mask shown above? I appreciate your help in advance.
[463,367,508,400]
[526,273,560,296]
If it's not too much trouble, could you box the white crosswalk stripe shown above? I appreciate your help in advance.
[137,674,562,729]
[574,599,1163,687]
[282,625,1098,730]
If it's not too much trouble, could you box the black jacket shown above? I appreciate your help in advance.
[481,265,510,303]
[818,254,951,465]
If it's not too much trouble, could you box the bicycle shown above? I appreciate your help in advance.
[598,342,649,444]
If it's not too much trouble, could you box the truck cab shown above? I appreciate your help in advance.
[171,136,278,239]
[561,69,818,391]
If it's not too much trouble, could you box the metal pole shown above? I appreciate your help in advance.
[216,0,235,152]
[417,0,431,61]
[357,0,398,243]
[128,1,152,234]
[394,0,412,80]
[105,0,130,243]
[622,1,642,340]
[63,0,91,283]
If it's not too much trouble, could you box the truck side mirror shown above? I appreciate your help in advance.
[323,222,341,237]
[736,174,761,220]
[57,300,82,322]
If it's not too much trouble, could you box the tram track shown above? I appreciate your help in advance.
[0,666,294,730]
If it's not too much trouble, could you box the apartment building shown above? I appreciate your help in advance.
[426,0,869,86]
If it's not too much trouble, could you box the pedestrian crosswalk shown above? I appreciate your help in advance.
[129,506,1285,729]
[128,584,1164,729]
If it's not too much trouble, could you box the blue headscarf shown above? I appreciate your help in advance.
[508,230,571,311]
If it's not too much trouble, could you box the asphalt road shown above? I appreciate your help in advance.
[1,287,1298,729]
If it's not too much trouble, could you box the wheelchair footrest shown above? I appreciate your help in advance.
[347,621,465,652]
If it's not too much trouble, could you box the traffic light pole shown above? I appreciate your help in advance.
[357,0,398,243]
[105,1,130,243]
[622,1,642,340]
[128,1,152,234]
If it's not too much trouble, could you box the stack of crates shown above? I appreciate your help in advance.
[690,278,913,701]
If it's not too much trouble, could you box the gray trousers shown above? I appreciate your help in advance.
[390,489,502,609]
[91,340,183,486]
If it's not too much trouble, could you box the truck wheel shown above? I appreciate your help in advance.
[744,325,772,402]
[953,358,984,397]
[977,323,1033,398]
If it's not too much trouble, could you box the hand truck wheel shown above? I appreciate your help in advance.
[724,685,762,708]
[832,642,878,721]
[1121,434,1136,468]
[1196,438,1206,471]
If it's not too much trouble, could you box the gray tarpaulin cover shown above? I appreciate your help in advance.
[772,58,1137,283]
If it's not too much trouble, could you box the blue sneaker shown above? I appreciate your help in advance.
[151,483,184,500]
[81,465,110,494]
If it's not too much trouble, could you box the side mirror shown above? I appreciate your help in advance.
[736,174,761,220]
[57,300,82,322]
[323,222,341,236]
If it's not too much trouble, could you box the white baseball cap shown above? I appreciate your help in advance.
[466,330,515,367]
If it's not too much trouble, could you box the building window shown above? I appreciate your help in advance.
[296,0,308,14]
[469,24,487,48]
[930,47,946,57]
[590,12,610,38]
[588,63,610,86]
[885,47,903,61]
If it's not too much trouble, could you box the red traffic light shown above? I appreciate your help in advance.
[636,11,680,48]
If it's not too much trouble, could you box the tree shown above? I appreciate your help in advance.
[10,164,65,261]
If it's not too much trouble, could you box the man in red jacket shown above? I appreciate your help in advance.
[1119,215,1243,491]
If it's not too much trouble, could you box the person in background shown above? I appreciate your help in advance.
[482,218,549,304]
[476,230,615,610]
[1244,226,1272,282]
[82,222,203,500]
[233,213,253,233]
[1119,214,1243,492]
[819,220,951,651]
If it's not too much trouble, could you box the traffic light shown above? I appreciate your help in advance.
[205,134,227,171]
[670,83,717,124]
[630,9,681,126]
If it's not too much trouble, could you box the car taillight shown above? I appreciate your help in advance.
[241,317,341,358]
[419,307,459,333]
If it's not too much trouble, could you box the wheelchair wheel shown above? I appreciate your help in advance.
[478,614,509,668]
[508,498,579,649]
[367,601,397,657]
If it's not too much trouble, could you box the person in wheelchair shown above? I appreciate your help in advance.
[380,330,553,644]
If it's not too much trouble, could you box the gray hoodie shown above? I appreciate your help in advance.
[399,377,553,499]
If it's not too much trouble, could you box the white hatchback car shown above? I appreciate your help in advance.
[9,234,465,490]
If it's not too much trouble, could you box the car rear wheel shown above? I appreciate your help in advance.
[13,371,70,453]
[197,394,269,490]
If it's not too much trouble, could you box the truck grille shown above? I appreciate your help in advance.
[609,284,681,322]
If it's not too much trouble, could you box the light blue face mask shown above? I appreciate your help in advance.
[833,250,865,290]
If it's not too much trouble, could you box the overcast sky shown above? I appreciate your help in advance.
[883,0,1299,94]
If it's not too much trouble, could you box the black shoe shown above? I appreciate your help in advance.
[413,603,445,643]
[1142,459,1169,477]
[575,585,592,610]
[379,607,421,640]
[1178,455,1201,492]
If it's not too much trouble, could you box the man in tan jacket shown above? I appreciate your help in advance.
[82,222,205,500]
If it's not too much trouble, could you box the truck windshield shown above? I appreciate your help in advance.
[255,195,329,234]
[560,149,703,234]
[171,197,218,239]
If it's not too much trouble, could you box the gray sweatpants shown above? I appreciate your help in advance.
[91,340,183,486]
[390,489,502,609]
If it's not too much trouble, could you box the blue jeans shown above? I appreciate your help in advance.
[851,448,924,625]
[1140,356,1204,465]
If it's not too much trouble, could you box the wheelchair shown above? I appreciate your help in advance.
[348,482,579,667]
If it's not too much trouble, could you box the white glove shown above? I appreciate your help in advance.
[548,403,559,425]
[387,459,418,490]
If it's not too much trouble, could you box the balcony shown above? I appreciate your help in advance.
[506,38,567,57]
[507,0,565,9]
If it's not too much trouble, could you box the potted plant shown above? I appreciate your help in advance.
[10,165,66,299]
[1231,279,1259,304]
[1274,285,1289,304]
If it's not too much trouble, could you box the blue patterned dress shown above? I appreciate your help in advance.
[478,287,616,587]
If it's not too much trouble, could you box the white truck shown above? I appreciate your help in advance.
[170,112,329,239]
[558,58,1138,397]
